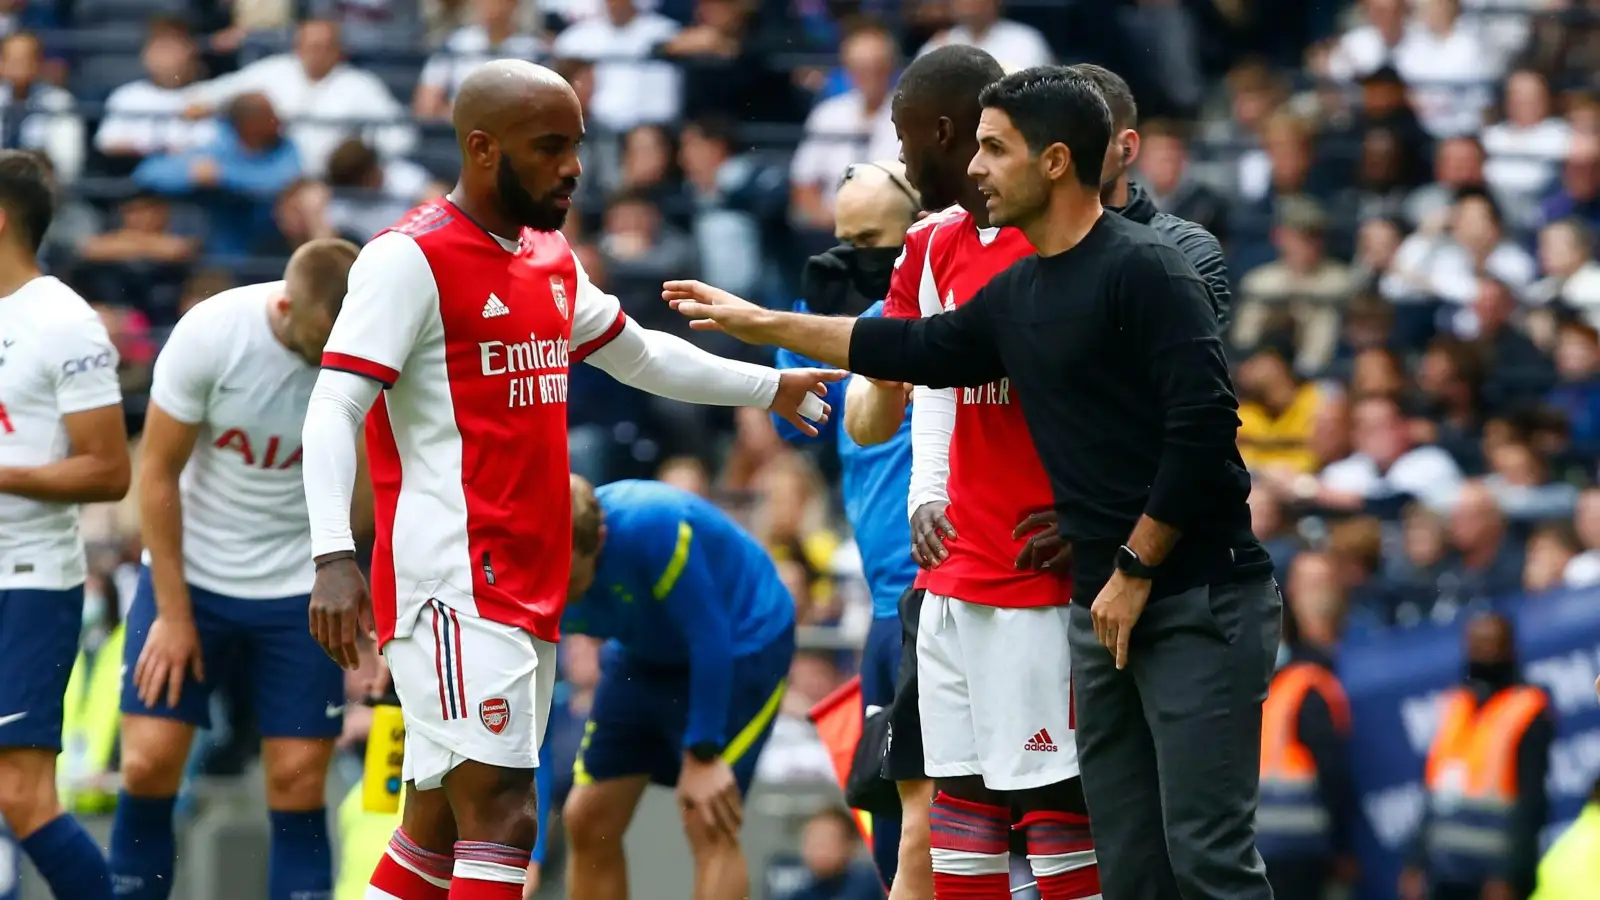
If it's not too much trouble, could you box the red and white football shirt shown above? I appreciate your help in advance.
[321,200,625,645]
[885,206,1070,609]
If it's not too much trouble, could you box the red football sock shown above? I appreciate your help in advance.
[929,792,1011,900]
[367,829,451,900]
[447,841,529,899]
[1018,810,1101,900]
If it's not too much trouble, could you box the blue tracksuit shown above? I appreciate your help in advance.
[564,479,795,791]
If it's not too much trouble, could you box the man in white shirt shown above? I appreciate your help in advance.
[106,240,362,900]
[413,0,544,120]
[0,32,82,182]
[551,0,681,133]
[1313,395,1464,512]
[915,0,1052,72]
[789,24,901,229]
[0,149,129,900]
[184,19,417,177]
[1325,0,1412,83]
[94,20,218,167]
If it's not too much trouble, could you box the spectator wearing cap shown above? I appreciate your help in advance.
[94,19,217,175]
[133,91,302,259]
[1233,196,1356,374]
[0,30,81,180]
[182,19,416,176]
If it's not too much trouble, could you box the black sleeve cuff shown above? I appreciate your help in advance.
[848,315,916,383]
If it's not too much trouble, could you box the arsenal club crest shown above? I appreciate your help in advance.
[479,697,511,735]
[550,276,568,320]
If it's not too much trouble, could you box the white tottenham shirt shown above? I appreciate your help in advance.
[144,282,321,598]
[0,276,122,590]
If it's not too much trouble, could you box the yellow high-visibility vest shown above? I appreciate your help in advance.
[1531,804,1600,900]
[58,626,125,815]
[336,782,403,900]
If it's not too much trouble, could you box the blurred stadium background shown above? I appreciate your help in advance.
[6,0,1600,897]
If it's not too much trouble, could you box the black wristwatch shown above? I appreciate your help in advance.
[687,741,722,763]
[1114,545,1159,580]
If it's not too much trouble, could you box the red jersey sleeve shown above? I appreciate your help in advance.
[884,220,934,320]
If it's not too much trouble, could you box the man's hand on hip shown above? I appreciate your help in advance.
[663,280,773,343]
[911,501,956,568]
[1013,509,1072,571]
[1090,571,1152,670]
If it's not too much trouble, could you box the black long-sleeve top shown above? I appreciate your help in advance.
[849,211,1269,600]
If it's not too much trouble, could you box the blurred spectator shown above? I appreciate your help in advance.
[1404,135,1488,233]
[789,22,898,230]
[75,192,198,326]
[1250,484,1301,584]
[28,149,100,274]
[552,0,683,133]
[184,19,417,176]
[1386,188,1535,306]
[1394,0,1495,138]
[1546,320,1600,456]
[1564,487,1600,586]
[1241,110,1319,213]
[134,92,302,258]
[1528,217,1600,325]
[323,138,438,241]
[1138,118,1230,241]
[0,31,82,181]
[1349,218,1404,295]
[664,0,804,125]
[598,188,698,320]
[1237,346,1326,473]
[656,455,711,496]
[306,0,424,51]
[1343,65,1431,193]
[1468,276,1557,409]
[1388,503,1453,623]
[914,0,1052,71]
[1483,67,1571,227]
[1234,196,1356,373]
[552,57,621,215]
[754,453,841,615]
[1435,480,1526,618]
[772,808,883,900]
[262,177,344,254]
[1342,126,1412,223]
[413,0,544,120]
[1286,551,1355,636]
[1325,0,1412,83]
[1484,439,1579,521]
[1314,394,1465,512]
[1218,59,1288,203]
[617,123,688,219]
[95,20,218,175]
[1327,515,1398,625]
[679,114,779,300]
[1523,521,1582,593]
[176,268,234,317]
[1414,336,1487,468]
[1539,131,1600,233]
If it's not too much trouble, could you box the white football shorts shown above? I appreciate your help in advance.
[917,593,1079,791]
[386,598,556,791]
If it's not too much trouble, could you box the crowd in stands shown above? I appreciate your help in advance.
[20,0,1600,893]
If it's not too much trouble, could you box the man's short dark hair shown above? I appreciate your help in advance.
[978,67,1111,189]
[894,44,1006,127]
[1071,64,1137,130]
[326,138,380,188]
[0,150,55,252]
[686,114,740,153]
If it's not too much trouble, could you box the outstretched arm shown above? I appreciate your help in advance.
[663,279,1006,388]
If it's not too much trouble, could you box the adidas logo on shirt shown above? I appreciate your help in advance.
[1024,728,1059,752]
[482,293,510,319]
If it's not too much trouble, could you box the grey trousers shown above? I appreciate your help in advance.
[1068,577,1283,900]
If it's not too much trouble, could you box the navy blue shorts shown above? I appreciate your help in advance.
[120,567,345,739]
[576,626,795,793]
[0,586,85,751]
[861,613,902,712]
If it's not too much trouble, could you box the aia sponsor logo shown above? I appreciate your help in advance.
[479,697,511,735]
[1024,728,1059,752]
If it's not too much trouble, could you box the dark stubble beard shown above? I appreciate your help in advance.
[497,156,570,233]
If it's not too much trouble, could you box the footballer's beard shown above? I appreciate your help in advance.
[497,156,571,232]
